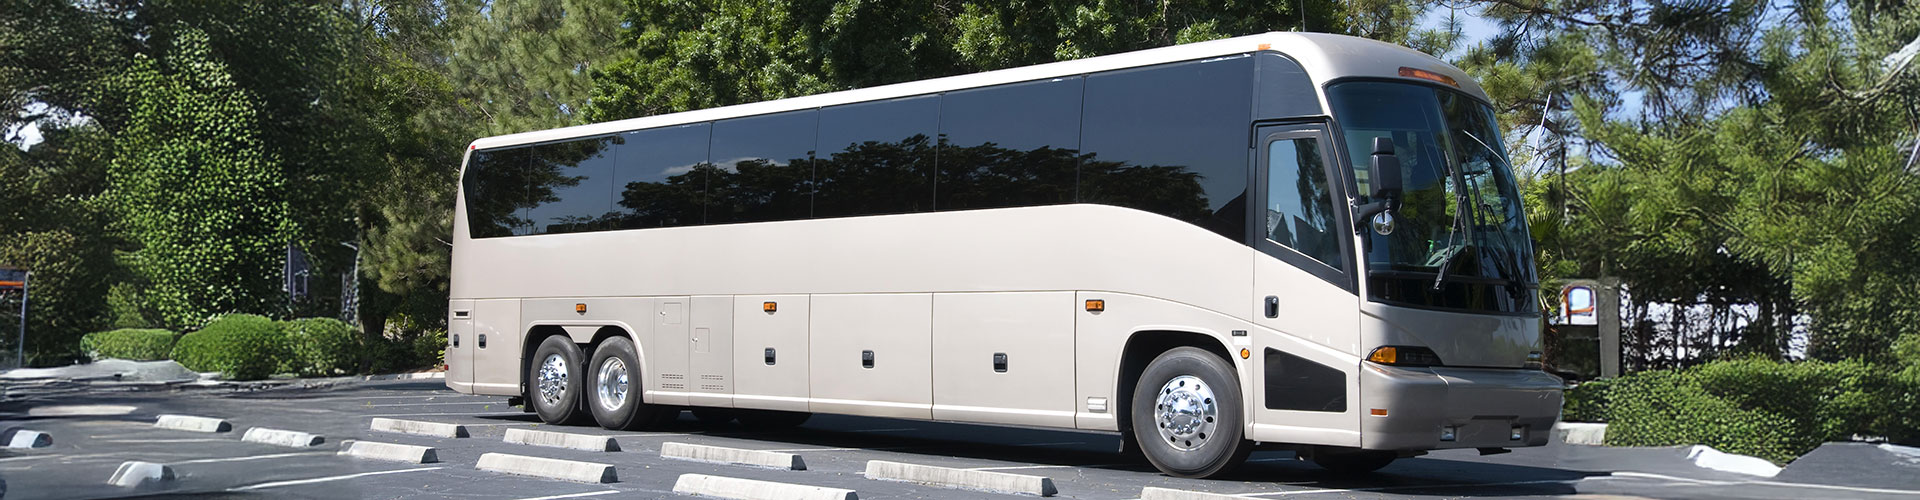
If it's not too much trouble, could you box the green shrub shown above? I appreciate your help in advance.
[368,328,446,374]
[171,314,287,380]
[80,328,176,361]
[280,318,361,377]
[1604,358,1906,463]
[1561,378,1614,423]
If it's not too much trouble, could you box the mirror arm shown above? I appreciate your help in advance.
[1353,198,1396,233]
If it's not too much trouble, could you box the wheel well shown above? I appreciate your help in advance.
[1115,330,1236,436]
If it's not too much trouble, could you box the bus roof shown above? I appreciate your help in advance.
[470,32,1482,151]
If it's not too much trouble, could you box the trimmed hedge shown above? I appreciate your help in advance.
[172,314,288,381]
[280,318,361,377]
[80,328,177,361]
[1560,378,1613,423]
[1604,358,1919,463]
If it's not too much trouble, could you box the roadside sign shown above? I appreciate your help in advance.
[0,267,22,290]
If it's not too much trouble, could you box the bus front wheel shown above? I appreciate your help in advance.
[529,335,587,425]
[1130,346,1252,478]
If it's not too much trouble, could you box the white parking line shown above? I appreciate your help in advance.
[1245,479,1578,496]
[230,467,442,491]
[513,491,621,500]
[172,452,324,465]
[310,394,491,401]
[96,438,232,444]
[969,463,1129,471]
[362,401,505,407]
[361,411,526,417]
[0,452,123,463]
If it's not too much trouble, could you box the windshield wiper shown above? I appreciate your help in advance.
[1459,130,1531,300]
[1430,159,1473,291]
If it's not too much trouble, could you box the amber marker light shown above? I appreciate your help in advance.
[1370,408,1389,416]
[575,303,587,314]
[1239,348,1251,359]
[1257,43,1271,51]
[763,301,778,313]
[1085,299,1105,312]
[1398,67,1459,87]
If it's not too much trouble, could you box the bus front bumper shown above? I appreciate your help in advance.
[1358,363,1563,450]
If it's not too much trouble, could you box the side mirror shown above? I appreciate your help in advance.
[1370,137,1403,201]
[1354,137,1402,234]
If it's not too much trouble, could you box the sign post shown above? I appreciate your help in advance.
[0,267,26,369]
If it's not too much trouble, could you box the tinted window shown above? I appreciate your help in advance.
[612,123,710,229]
[815,95,939,218]
[1080,56,1255,240]
[709,110,816,223]
[937,78,1083,211]
[463,147,534,238]
[1265,137,1343,270]
[526,136,617,235]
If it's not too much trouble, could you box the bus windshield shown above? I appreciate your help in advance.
[1327,80,1537,315]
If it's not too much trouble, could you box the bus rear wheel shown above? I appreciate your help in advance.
[1130,346,1252,478]
[586,336,670,430]
[529,335,587,425]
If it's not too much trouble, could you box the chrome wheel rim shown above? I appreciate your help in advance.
[537,353,569,407]
[1154,375,1218,451]
[596,356,629,411]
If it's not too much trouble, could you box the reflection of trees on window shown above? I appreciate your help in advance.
[814,134,936,217]
[527,136,613,234]
[604,138,1210,227]
[465,147,535,238]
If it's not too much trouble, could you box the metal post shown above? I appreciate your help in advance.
[16,271,27,369]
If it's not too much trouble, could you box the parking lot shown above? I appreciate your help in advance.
[2,378,1917,500]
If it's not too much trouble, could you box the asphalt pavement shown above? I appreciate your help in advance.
[1,378,1915,500]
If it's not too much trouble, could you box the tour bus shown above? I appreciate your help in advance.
[446,31,1563,477]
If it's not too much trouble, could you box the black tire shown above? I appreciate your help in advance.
[1311,449,1396,474]
[736,409,811,430]
[528,335,587,425]
[690,407,737,426]
[585,336,670,430]
[1130,346,1252,478]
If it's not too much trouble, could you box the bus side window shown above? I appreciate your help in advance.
[1265,137,1343,271]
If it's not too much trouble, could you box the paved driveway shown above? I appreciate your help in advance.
[1,379,1915,499]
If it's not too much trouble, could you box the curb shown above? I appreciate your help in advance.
[340,441,440,463]
[476,452,617,483]
[108,461,176,489]
[503,428,619,452]
[864,460,1056,496]
[661,442,804,470]
[242,427,325,447]
[154,414,232,433]
[1553,422,1607,446]
[2,428,51,448]
[671,473,856,500]
[371,418,469,438]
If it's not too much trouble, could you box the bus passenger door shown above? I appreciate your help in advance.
[688,296,735,408]
[651,297,690,405]
[1249,124,1362,445]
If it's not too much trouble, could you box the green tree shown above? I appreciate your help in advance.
[106,28,294,329]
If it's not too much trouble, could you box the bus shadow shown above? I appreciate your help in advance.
[627,412,1593,495]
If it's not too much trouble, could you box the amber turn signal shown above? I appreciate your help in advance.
[1398,67,1459,87]
[763,301,777,313]
[1366,345,1444,367]
[574,303,586,314]
[1085,299,1105,312]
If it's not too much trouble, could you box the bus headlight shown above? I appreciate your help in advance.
[1366,346,1444,367]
